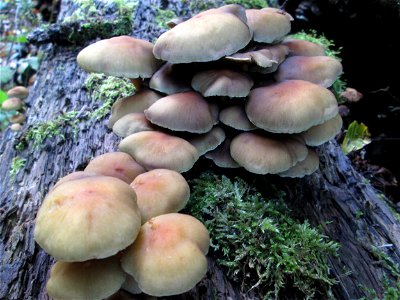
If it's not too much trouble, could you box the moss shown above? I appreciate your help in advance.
[187,172,340,298]
[187,0,220,13]
[155,9,177,29]
[9,156,27,181]
[85,74,135,120]
[224,0,269,9]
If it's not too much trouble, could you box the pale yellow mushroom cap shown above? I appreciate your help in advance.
[121,213,209,297]
[34,176,141,261]
[46,256,125,300]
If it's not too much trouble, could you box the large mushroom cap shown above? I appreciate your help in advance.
[246,80,338,133]
[84,152,146,183]
[144,92,218,133]
[301,114,343,146]
[119,131,199,173]
[131,169,190,223]
[121,213,209,297]
[246,8,293,43]
[46,256,126,300]
[34,176,141,261]
[153,5,251,63]
[230,132,308,174]
[191,69,253,98]
[279,148,319,178]
[275,56,343,87]
[77,36,160,78]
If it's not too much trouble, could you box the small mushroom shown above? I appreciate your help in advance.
[149,62,193,95]
[301,114,343,146]
[279,148,319,178]
[7,86,29,99]
[282,38,326,57]
[205,139,240,168]
[10,123,22,132]
[121,213,210,297]
[112,113,156,138]
[1,97,23,111]
[9,113,26,124]
[52,171,99,190]
[219,105,257,131]
[130,169,190,223]
[46,256,126,300]
[188,126,226,156]
[119,131,199,173]
[121,274,142,295]
[84,152,146,183]
[34,176,141,261]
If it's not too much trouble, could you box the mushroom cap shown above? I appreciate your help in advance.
[84,152,146,183]
[108,89,162,128]
[46,256,126,300]
[301,114,343,146]
[188,126,226,156]
[191,69,253,98]
[9,113,26,124]
[219,105,257,131]
[10,123,22,132]
[153,5,251,63]
[34,176,141,261]
[205,139,240,168]
[2,97,23,111]
[149,63,192,95]
[77,36,160,78]
[282,38,326,57]
[246,80,339,133]
[112,113,156,138]
[121,213,209,297]
[275,56,343,88]
[121,274,142,295]
[230,132,308,174]
[52,171,99,190]
[119,131,199,173]
[144,92,218,133]
[279,148,319,178]
[246,8,293,43]
[7,86,29,99]
[130,169,190,223]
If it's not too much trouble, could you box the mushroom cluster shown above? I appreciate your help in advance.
[2,85,29,131]
[34,152,209,299]
[77,4,343,178]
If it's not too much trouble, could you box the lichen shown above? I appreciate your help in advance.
[187,172,340,298]
[9,156,27,181]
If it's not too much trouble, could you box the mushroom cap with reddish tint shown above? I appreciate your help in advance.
[144,92,218,133]
[34,176,141,261]
[7,86,29,99]
[188,126,226,156]
[131,169,190,223]
[119,131,199,173]
[275,56,343,88]
[279,148,319,178]
[153,5,251,63]
[77,36,160,78]
[113,113,156,138]
[2,97,23,111]
[219,105,257,131]
[301,114,343,146]
[282,38,326,57]
[46,256,125,300]
[246,80,338,133]
[84,152,146,183]
[230,132,308,174]
[246,8,293,43]
[121,213,209,297]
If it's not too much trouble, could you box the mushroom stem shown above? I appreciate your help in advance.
[130,78,143,91]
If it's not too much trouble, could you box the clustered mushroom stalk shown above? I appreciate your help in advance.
[34,4,345,299]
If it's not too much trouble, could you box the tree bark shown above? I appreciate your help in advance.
[0,1,399,299]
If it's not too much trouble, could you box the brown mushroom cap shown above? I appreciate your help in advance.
[112,113,156,138]
[205,139,240,168]
[34,176,141,261]
[246,8,293,43]
[7,86,29,99]
[84,152,146,183]
[9,113,26,124]
[119,131,199,173]
[149,62,192,95]
[219,105,257,131]
[77,36,160,78]
[2,97,23,111]
[279,148,319,178]
[188,126,226,156]
[144,92,218,133]
[301,114,343,146]
[108,89,163,128]
[282,38,326,57]
[130,169,190,223]
[275,56,343,88]
[121,213,209,297]
[191,69,253,98]
[153,5,251,63]
[230,132,308,174]
[246,80,338,133]
[46,256,126,300]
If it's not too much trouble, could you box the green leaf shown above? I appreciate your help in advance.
[0,89,7,104]
[0,66,15,84]
[342,121,371,155]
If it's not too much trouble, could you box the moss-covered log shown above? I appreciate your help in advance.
[0,1,399,299]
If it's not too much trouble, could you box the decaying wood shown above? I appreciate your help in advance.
[1,1,399,299]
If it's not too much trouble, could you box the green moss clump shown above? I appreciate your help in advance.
[187,173,340,298]
[85,74,135,120]
[155,9,178,29]
[10,156,27,181]
[224,0,269,9]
